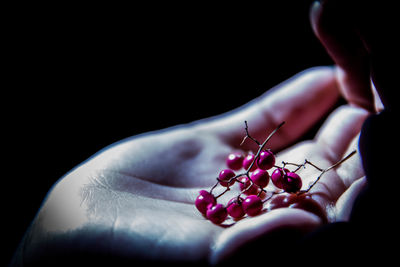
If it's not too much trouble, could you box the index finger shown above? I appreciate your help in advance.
[196,66,340,152]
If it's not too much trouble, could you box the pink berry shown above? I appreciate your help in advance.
[226,153,244,170]
[257,150,275,170]
[206,203,228,224]
[227,197,245,219]
[271,167,289,189]
[218,169,236,187]
[195,190,216,214]
[242,195,263,216]
[282,172,302,193]
[250,169,270,188]
[239,176,259,195]
[243,153,257,171]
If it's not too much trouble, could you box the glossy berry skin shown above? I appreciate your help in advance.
[242,195,263,216]
[282,172,302,193]
[195,190,216,214]
[218,169,236,187]
[206,204,228,224]
[271,168,289,189]
[257,150,275,170]
[226,153,244,171]
[227,197,245,219]
[242,153,257,171]
[250,169,270,188]
[239,176,259,195]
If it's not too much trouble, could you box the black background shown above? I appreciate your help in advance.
[4,1,334,265]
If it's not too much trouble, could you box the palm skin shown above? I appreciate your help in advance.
[17,67,369,266]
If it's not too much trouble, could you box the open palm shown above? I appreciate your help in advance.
[19,67,369,266]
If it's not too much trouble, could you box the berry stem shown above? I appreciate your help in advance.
[304,160,324,172]
[300,150,357,193]
[209,180,219,194]
[245,121,285,173]
[215,188,230,199]
[282,161,306,172]
[241,121,261,146]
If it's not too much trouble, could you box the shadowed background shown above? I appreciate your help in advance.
[5,1,333,265]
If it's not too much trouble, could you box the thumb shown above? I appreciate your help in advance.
[209,209,321,265]
[309,0,374,111]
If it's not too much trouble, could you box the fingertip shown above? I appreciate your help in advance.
[309,1,322,38]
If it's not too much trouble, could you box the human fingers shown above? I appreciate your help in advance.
[314,105,369,163]
[210,208,321,265]
[196,66,340,152]
[309,0,374,111]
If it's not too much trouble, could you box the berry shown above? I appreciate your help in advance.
[282,172,302,193]
[206,204,228,224]
[195,190,216,214]
[271,167,289,189]
[242,153,257,171]
[250,169,270,188]
[239,176,259,195]
[242,195,263,216]
[226,153,244,171]
[257,150,275,170]
[227,197,245,219]
[218,169,236,187]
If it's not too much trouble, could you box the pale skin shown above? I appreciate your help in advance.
[15,1,386,264]
[15,67,372,266]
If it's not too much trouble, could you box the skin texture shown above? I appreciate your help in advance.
[14,67,370,266]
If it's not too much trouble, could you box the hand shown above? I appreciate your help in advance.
[14,67,369,266]
[307,0,397,262]
[310,0,396,112]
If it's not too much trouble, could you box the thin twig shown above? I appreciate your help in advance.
[300,150,357,193]
[246,121,285,173]
[241,121,261,146]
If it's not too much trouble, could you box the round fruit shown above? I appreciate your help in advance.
[218,169,236,187]
[227,197,245,219]
[257,150,275,170]
[195,190,216,214]
[250,169,270,188]
[282,172,302,193]
[239,176,259,195]
[242,195,263,216]
[243,153,257,171]
[226,153,244,170]
[271,168,289,189]
[206,204,228,224]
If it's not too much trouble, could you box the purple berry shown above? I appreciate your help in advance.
[206,203,228,224]
[227,197,245,219]
[257,150,275,170]
[195,190,216,214]
[226,153,244,171]
[218,169,236,187]
[239,176,259,195]
[242,153,257,171]
[271,167,289,189]
[282,172,302,193]
[250,169,270,188]
[242,195,263,216]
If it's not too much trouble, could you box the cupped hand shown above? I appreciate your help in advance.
[18,67,369,266]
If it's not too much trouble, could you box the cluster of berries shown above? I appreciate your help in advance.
[195,121,355,224]
[195,150,300,224]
